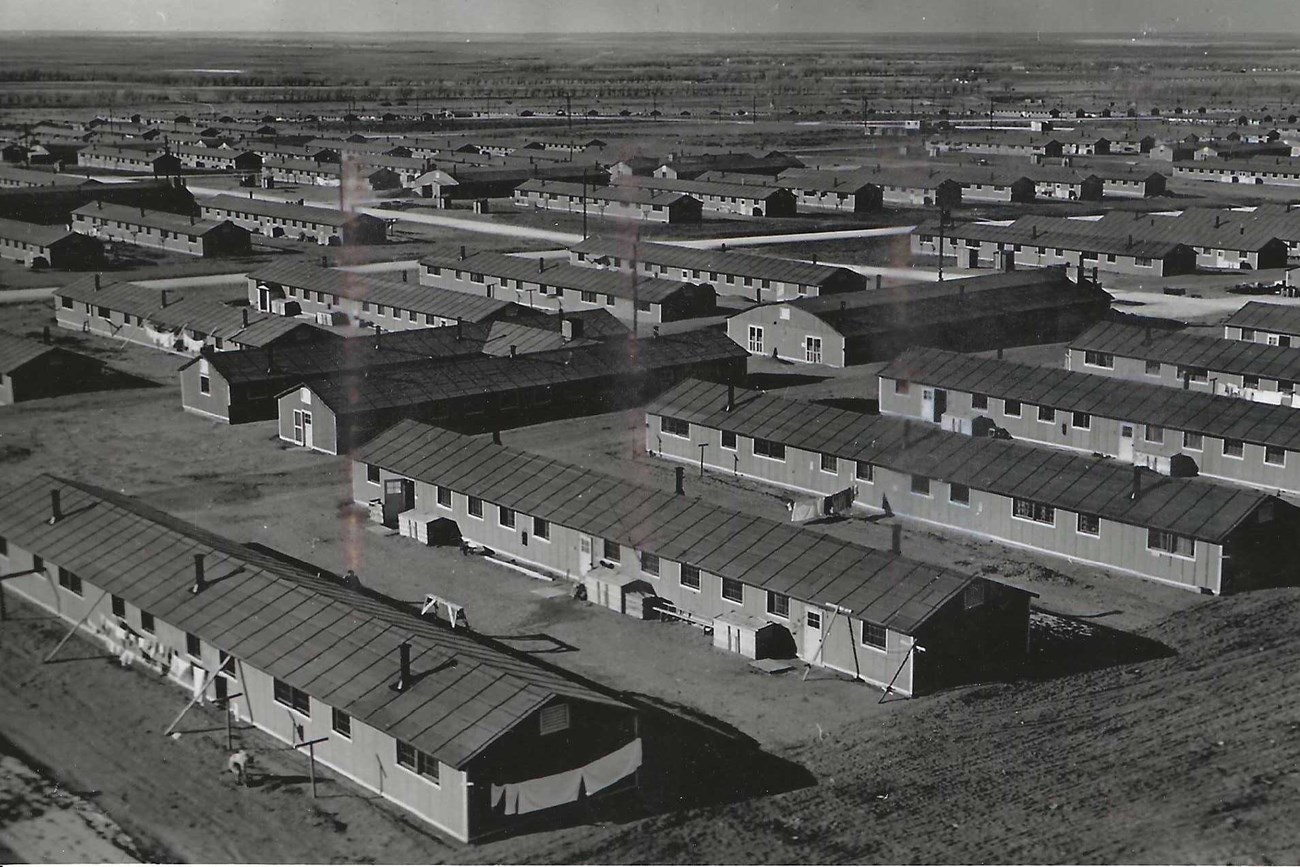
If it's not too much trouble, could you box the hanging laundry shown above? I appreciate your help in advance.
[581,738,642,795]
[823,486,856,516]
[788,497,822,523]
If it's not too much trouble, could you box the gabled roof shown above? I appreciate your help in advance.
[249,260,517,323]
[0,331,75,372]
[773,168,882,195]
[920,217,1189,259]
[355,421,987,634]
[0,217,82,246]
[0,474,626,768]
[882,345,1300,452]
[201,195,372,228]
[71,202,232,237]
[1070,320,1300,382]
[570,237,860,289]
[56,275,177,318]
[302,329,747,416]
[770,267,1108,338]
[1225,301,1300,337]
[648,378,1275,543]
[612,174,789,200]
[516,179,694,208]
[419,249,697,304]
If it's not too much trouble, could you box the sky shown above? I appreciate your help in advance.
[2,0,1298,34]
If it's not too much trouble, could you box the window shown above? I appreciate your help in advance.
[366,464,381,484]
[603,539,621,562]
[1135,257,1153,267]
[1003,399,1021,417]
[1084,350,1114,369]
[198,359,211,395]
[185,632,201,658]
[971,393,988,410]
[680,564,701,590]
[805,336,822,364]
[894,379,910,395]
[640,551,660,576]
[1241,328,1255,341]
[273,679,312,715]
[1037,405,1055,423]
[861,620,887,650]
[661,417,690,438]
[140,611,155,634]
[499,506,516,528]
[753,438,785,461]
[1223,439,1244,458]
[721,577,744,604]
[1266,446,1285,466]
[533,517,550,540]
[436,485,451,508]
[1145,360,1161,376]
[820,453,838,473]
[1148,529,1195,558]
[1144,425,1164,444]
[910,475,931,496]
[1077,513,1100,536]
[468,496,483,518]
[539,703,571,735]
[855,461,874,482]
[1072,411,1091,430]
[111,595,125,618]
[963,582,985,610]
[1183,431,1203,450]
[396,741,439,783]
[50,564,81,595]
[949,483,970,505]
[61,296,73,309]
[1012,498,1055,525]
[1178,366,1208,384]
[721,430,737,450]
[766,591,790,618]
[332,708,351,738]
[580,290,598,304]
[747,325,764,354]
[1242,375,1260,390]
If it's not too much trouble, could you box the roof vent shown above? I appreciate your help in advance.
[48,488,62,525]
[190,553,206,594]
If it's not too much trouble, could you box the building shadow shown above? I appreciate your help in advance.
[813,396,879,414]
[744,372,831,390]
[1015,608,1176,681]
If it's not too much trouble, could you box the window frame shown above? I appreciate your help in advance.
[766,590,790,619]
[467,496,484,518]
[1003,398,1022,417]
[910,474,931,496]
[1222,438,1244,459]
[820,453,838,473]
[679,563,701,591]
[273,678,311,717]
[395,740,440,784]
[860,620,887,651]
[752,438,786,462]
[332,707,352,739]
[533,516,550,541]
[949,482,970,506]
[640,551,660,576]
[661,416,690,439]
[1076,512,1101,537]
[721,576,744,604]
[57,566,83,596]
[1012,497,1056,526]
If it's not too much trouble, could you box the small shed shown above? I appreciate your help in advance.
[583,568,658,619]
[712,611,792,660]
[398,510,460,546]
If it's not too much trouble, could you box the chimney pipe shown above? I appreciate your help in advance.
[891,524,902,555]
[459,244,466,260]
[94,273,101,291]
[374,324,382,349]
[492,430,502,445]
[1183,370,1191,390]
[401,270,408,283]
[997,346,1004,360]
[1130,465,1142,500]
[726,382,735,412]
[49,488,62,524]
[538,257,545,274]
[509,344,517,358]
[397,641,411,691]
[674,466,685,495]
[320,254,327,267]
[455,318,462,341]
[160,289,169,308]
[191,553,206,594]
[42,325,50,345]
[241,307,249,327]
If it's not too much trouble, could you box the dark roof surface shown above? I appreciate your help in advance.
[201,195,373,228]
[420,249,696,304]
[0,474,626,768]
[570,237,858,288]
[1070,320,1300,382]
[0,216,81,246]
[249,261,518,323]
[882,345,1300,451]
[71,202,232,236]
[356,421,985,634]
[647,378,1273,542]
[0,331,66,372]
[1225,301,1300,337]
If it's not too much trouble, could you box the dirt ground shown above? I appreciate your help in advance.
[1,299,1299,863]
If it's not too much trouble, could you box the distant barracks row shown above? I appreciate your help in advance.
[645,379,1296,596]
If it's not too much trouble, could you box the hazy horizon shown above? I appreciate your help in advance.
[2,0,1298,35]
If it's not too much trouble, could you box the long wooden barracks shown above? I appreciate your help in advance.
[0,475,642,842]
[1067,320,1300,406]
[644,379,1296,594]
[724,268,1111,367]
[352,421,1032,697]
[567,237,867,301]
[879,346,1300,497]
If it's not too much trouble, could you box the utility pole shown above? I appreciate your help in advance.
[937,206,951,282]
[566,93,572,138]
[581,167,588,239]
